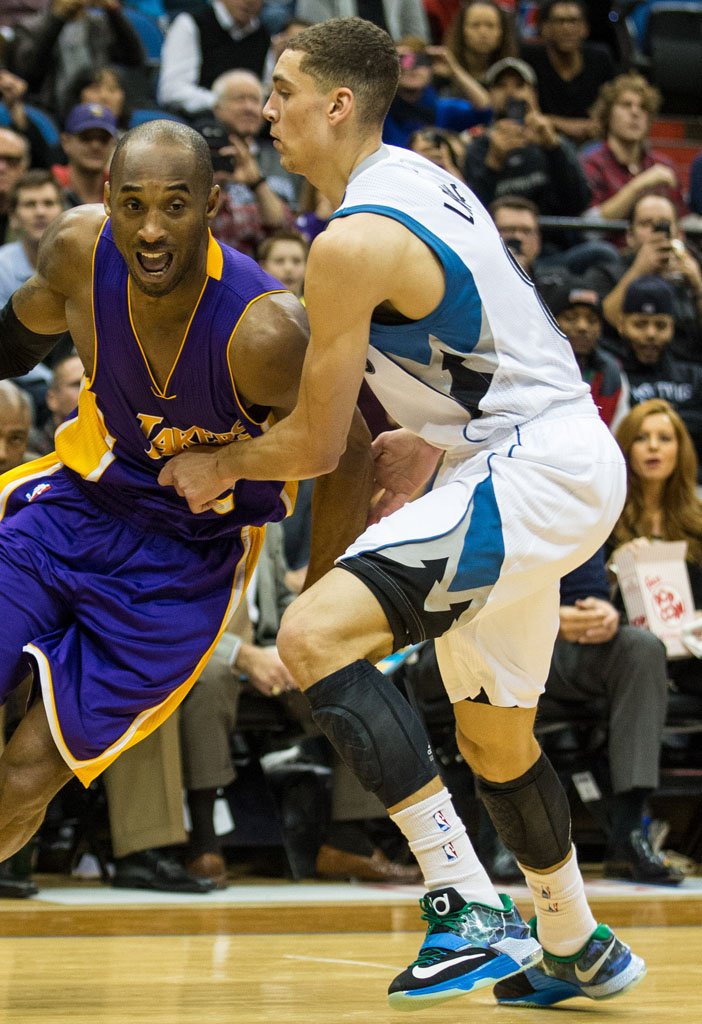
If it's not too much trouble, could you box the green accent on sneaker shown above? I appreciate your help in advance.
[527,918,613,963]
[419,892,510,933]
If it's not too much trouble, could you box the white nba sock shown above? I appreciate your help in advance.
[391,787,502,909]
[519,845,597,956]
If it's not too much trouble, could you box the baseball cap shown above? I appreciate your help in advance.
[485,58,537,88]
[64,103,118,138]
[622,276,675,316]
[547,284,602,318]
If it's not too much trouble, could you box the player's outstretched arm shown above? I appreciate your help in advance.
[160,222,394,511]
[0,205,104,379]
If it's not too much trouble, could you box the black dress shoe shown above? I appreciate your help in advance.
[604,828,684,886]
[111,849,216,893]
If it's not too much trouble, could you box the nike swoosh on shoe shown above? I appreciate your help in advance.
[574,939,616,983]
[411,953,488,980]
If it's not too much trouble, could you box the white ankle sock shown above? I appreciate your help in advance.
[519,845,597,956]
[391,787,501,908]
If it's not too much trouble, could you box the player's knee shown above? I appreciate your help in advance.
[276,599,321,683]
[456,723,539,781]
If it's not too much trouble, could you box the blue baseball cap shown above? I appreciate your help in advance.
[64,103,118,138]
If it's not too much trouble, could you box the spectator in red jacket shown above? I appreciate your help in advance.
[544,281,629,431]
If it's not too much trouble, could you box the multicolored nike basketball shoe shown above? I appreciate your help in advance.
[388,887,542,1011]
[493,918,646,1006]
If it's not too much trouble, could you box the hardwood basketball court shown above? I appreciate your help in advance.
[1,874,700,1022]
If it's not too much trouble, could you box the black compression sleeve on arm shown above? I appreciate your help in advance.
[0,298,66,380]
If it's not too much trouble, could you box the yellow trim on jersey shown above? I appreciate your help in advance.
[206,229,223,280]
[0,454,62,519]
[27,523,266,787]
[127,277,208,401]
[125,232,224,399]
[54,385,116,482]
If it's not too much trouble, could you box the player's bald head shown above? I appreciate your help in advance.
[109,120,214,198]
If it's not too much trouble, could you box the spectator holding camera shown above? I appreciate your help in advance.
[587,195,702,365]
[462,57,590,216]
[202,69,295,258]
[383,36,490,149]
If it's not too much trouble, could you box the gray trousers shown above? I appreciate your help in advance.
[543,626,669,793]
[180,667,385,820]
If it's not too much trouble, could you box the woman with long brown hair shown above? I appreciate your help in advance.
[612,398,702,562]
[612,398,702,694]
[442,0,517,85]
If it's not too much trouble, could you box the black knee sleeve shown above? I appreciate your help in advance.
[305,659,438,808]
[475,752,571,870]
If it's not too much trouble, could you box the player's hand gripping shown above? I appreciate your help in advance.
[157,447,235,514]
[368,428,442,526]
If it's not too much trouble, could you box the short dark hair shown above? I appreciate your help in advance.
[284,17,400,127]
[489,195,540,219]
[109,119,213,198]
[540,0,587,23]
[8,169,64,212]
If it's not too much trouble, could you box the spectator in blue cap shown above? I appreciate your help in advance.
[52,102,118,208]
[617,276,702,468]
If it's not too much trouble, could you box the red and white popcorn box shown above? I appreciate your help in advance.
[612,541,695,657]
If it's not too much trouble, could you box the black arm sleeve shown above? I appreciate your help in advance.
[0,298,66,381]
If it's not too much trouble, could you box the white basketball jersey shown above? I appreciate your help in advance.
[332,145,591,452]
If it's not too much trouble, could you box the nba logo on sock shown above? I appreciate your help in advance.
[442,841,457,861]
[433,810,450,832]
[541,885,551,899]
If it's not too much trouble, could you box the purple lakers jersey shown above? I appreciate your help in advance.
[55,219,296,540]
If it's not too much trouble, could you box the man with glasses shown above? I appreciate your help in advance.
[521,1,615,146]
[0,128,30,246]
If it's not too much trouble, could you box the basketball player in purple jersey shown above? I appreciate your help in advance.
[0,120,372,866]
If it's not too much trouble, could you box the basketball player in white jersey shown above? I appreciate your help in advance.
[160,17,646,1012]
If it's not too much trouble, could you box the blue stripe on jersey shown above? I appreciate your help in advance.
[332,203,483,363]
[450,457,504,592]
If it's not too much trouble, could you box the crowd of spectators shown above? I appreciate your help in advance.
[0,0,701,895]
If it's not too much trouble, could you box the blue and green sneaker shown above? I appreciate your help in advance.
[493,919,646,1006]
[388,887,542,1011]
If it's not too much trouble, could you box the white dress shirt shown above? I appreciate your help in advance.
[157,1,263,115]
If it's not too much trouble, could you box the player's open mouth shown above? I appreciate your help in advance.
[136,251,173,275]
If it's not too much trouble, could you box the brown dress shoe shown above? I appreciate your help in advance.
[315,844,422,884]
[186,852,228,889]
